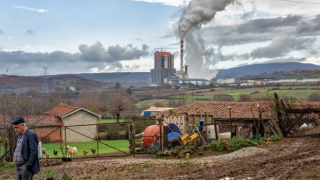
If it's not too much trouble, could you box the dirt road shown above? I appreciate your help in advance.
[4,137,319,179]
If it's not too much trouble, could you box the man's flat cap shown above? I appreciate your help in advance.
[11,117,25,124]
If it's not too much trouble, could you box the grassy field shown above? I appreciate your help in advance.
[134,86,320,105]
[41,140,129,158]
[99,119,130,124]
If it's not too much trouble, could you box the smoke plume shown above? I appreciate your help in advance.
[179,0,239,39]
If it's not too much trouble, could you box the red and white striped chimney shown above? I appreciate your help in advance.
[179,39,185,75]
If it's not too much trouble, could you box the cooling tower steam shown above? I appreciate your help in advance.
[179,0,239,39]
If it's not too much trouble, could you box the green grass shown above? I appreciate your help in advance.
[42,140,129,157]
[99,119,131,124]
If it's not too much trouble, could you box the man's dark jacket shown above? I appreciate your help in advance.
[18,128,40,174]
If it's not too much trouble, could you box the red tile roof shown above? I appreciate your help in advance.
[0,115,63,127]
[165,101,320,119]
[44,104,80,118]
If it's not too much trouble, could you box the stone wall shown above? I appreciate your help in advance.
[62,110,99,142]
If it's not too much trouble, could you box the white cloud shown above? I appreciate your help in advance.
[13,5,49,13]
[303,57,320,65]
[7,36,12,40]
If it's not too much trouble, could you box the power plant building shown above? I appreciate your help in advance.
[150,51,176,86]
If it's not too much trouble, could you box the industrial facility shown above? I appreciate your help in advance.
[150,51,176,86]
[150,40,212,87]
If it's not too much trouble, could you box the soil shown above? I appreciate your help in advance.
[3,137,320,180]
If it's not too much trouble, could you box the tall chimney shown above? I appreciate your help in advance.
[185,65,188,75]
[179,39,185,75]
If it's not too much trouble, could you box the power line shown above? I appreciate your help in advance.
[276,0,320,4]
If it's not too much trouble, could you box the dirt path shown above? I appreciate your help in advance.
[4,137,320,179]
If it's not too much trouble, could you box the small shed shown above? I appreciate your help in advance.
[43,104,101,142]
[140,107,173,117]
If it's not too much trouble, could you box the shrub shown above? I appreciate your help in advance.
[210,89,215,92]
[211,140,224,151]
[238,94,252,102]
[154,101,166,107]
[228,137,254,151]
[213,94,234,101]
[270,134,281,142]
[308,93,320,102]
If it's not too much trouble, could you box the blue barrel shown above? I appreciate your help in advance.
[167,132,181,141]
[199,119,204,131]
[167,123,181,135]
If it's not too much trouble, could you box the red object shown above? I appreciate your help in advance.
[143,124,167,147]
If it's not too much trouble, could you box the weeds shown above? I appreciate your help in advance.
[177,160,192,167]
[142,162,152,168]
[42,168,55,178]
[228,137,254,151]
[270,134,282,142]
[307,174,319,178]
[0,162,15,171]
[211,140,224,151]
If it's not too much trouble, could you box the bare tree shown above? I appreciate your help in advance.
[108,94,133,123]
[75,91,107,115]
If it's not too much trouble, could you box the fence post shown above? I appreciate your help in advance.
[64,126,67,156]
[96,124,99,157]
[163,125,168,150]
[214,115,218,140]
[60,127,64,157]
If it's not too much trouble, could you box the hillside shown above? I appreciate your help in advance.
[76,72,150,83]
[0,75,101,93]
[215,62,320,79]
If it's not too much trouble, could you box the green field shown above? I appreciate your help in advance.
[41,140,129,158]
[99,119,131,124]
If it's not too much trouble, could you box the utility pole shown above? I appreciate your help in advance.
[42,67,49,94]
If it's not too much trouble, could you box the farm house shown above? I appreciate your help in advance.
[42,104,101,142]
[0,104,101,143]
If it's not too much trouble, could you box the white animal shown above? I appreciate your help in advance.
[65,145,78,158]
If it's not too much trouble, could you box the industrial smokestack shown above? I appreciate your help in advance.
[179,39,185,75]
[185,65,188,75]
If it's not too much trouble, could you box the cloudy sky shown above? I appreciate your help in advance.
[1,0,320,78]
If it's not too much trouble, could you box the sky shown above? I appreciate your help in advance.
[0,0,320,79]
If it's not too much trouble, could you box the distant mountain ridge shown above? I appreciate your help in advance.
[215,62,320,79]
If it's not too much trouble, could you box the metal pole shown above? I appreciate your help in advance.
[229,107,232,138]
[214,115,218,140]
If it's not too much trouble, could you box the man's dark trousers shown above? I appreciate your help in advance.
[15,164,34,180]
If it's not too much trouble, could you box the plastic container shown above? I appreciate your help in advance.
[167,123,181,135]
[167,132,181,141]
[199,119,204,131]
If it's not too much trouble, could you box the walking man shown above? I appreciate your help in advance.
[12,117,40,180]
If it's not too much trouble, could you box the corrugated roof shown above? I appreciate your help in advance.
[44,104,80,118]
[143,107,174,112]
